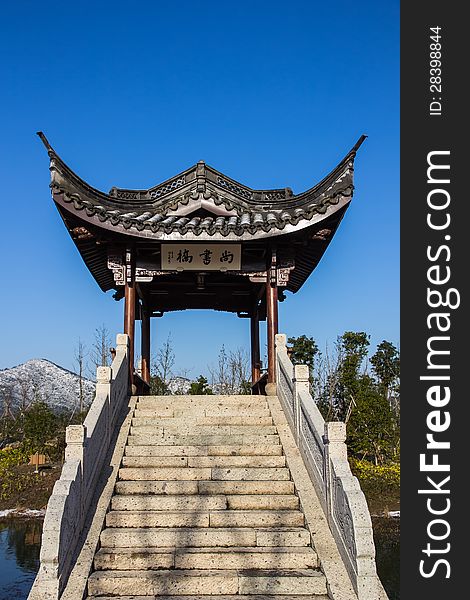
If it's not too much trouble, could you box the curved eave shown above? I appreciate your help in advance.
[286,207,348,293]
[52,187,352,242]
[38,132,365,214]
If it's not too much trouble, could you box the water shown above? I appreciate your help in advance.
[0,518,42,600]
[373,516,400,599]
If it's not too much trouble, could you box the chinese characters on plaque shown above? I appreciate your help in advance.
[161,244,241,270]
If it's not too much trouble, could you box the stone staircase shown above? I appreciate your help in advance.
[86,394,330,599]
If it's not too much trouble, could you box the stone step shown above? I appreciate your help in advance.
[136,394,266,399]
[239,571,327,595]
[210,467,290,481]
[130,422,278,436]
[121,455,286,468]
[124,444,283,457]
[225,494,299,510]
[94,547,174,570]
[111,495,228,512]
[131,415,274,426]
[137,394,266,398]
[135,403,270,413]
[209,510,304,528]
[87,569,240,596]
[86,594,330,600]
[136,396,267,406]
[127,434,280,446]
[115,480,199,496]
[100,527,311,548]
[119,466,290,482]
[94,546,317,571]
[122,455,190,468]
[87,596,329,600]
[105,510,304,529]
[134,407,272,418]
[87,569,327,596]
[118,467,212,481]
[188,456,286,468]
[200,416,274,426]
[203,408,271,417]
[173,547,318,571]
[111,494,298,512]
[255,529,312,547]
[115,480,295,496]
[106,510,211,528]
[198,481,295,495]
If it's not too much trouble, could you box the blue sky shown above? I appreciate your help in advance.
[0,1,399,378]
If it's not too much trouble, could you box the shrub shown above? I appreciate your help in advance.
[0,447,32,500]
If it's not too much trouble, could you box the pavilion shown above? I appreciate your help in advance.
[38,132,365,391]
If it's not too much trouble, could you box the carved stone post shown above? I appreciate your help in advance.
[124,249,136,389]
[323,422,347,521]
[293,364,310,442]
[65,424,86,519]
[96,365,112,440]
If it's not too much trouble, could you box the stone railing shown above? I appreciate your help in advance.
[275,334,387,600]
[28,334,130,600]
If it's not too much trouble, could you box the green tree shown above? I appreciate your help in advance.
[370,340,400,407]
[347,375,398,465]
[288,330,400,465]
[287,335,320,382]
[23,402,58,456]
[149,374,169,395]
[189,376,213,395]
[331,331,370,420]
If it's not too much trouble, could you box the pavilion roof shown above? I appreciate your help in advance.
[38,132,365,243]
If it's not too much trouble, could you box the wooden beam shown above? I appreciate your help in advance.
[250,304,261,385]
[141,303,151,385]
[124,249,136,388]
[266,251,279,384]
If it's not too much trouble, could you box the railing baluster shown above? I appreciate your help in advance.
[29,334,130,600]
[274,332,383,599]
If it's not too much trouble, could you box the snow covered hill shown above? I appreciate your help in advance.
[0,359,95,414]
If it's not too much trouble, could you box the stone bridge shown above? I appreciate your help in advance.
[28,333,387,600]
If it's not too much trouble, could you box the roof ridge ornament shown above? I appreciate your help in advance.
[190,159,210,201]
[37,131,56,157]
[350,134,367,156]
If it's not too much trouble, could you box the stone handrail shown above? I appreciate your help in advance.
[28,334,130,600]
[275,333,387,600]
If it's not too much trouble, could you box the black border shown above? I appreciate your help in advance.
[401,4,465,597]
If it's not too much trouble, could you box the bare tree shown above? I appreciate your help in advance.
[1,385,15,441]
[209,346,250,395]
[74,339,87,417]
[1,385,13,419]
[151,333,176,395]
[90,324,112,374]
[18,376,34,413]
[315,342,342,421]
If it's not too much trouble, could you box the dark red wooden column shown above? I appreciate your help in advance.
[124,249,136,387]
[266,251,279,384]
[250,305,261,385]
[141,303,151,385]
